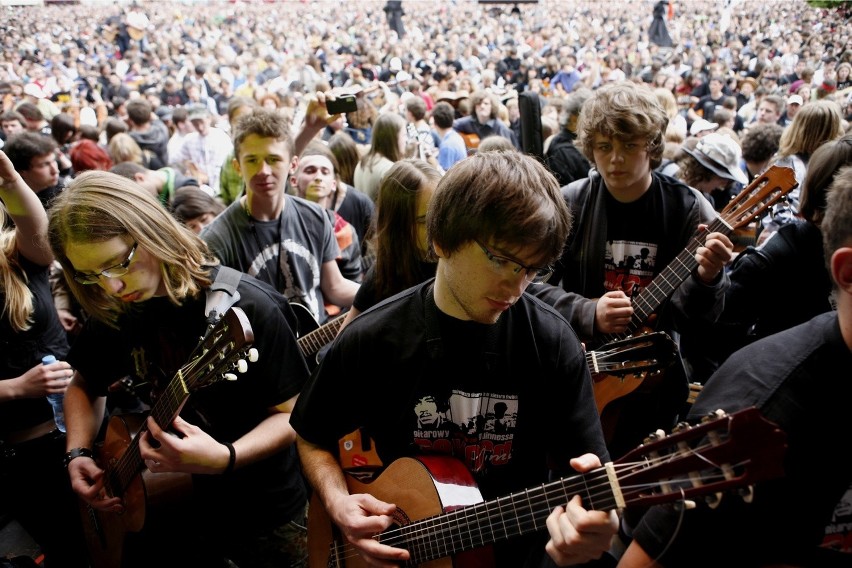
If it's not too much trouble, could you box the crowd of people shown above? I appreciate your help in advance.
[2,0,852,567]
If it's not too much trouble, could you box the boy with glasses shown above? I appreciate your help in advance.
[535,81,734,459]
[48,171,312,566]
[292,151,618,568]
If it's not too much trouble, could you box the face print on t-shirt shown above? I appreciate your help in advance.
[603,239,657,297]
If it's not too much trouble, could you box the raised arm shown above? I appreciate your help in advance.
[0,149,52,266]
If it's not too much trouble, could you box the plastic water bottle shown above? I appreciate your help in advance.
[42,355,66,432]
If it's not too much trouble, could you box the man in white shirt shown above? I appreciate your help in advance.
[173,104,233,197]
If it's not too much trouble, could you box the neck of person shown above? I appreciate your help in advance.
[606,172,653,203]
[243,191,284,221]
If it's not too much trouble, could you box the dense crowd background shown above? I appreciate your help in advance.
[1,0,850,158]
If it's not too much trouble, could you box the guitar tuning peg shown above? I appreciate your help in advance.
[224,373,238,381]
[644,429,667,444]
[705,492,723,509]
[237,360,248,373]
[248,348,259,362]
[704,409,727,422]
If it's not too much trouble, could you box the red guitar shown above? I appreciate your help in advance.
[593,165,798,414]
[308,407,787,567]
[80,307,258,568]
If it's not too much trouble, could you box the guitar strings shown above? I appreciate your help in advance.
[107,333,243,492]
[325,440,746,564]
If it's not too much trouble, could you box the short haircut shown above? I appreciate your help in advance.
[15,102,43,122]
[232,108,294,160]
[4,131,58,172]
[427,151,571,266]
[740,123,784,163]
[0,110,26,127]
[577,81,667,169]
[110,161,150,179]
[821,164,852,273]
[299,141,339,174]
[126,99,153,125]
[760,95,784,113]
[431,102,455,129]
[405,96,427,121]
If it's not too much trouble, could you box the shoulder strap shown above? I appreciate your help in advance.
[205,265,242,322]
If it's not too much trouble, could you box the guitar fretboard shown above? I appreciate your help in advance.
[601,215,732,345]
[392,470,618,565]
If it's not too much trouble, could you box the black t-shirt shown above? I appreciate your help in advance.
[67,269,310,533]
[0,256,68,435]
[292,281,607,566]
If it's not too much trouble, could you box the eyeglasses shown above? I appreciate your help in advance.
[477,241,553,284]
[73,242,138,285]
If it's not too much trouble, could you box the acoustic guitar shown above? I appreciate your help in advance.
[290,302,346,370]
[308,407,787,567]
[459,132,480,155]
[592,165,798,416]
[80,307,258,568]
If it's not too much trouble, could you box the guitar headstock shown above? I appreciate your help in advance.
[590,331,679,377]
[613,407,786,510]
[185,307,258,392]
[720,165,798,230]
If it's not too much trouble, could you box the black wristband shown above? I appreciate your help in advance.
[63,447,94,468]
[223,442,236,474]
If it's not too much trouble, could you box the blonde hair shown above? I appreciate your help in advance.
[778,100,844,158]
[108,132,144,165]
[48,171,216,327]
[0,205,35,331]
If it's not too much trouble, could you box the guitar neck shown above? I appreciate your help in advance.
[601,215,731,344]
[298,313,345,358]
[386,470,617,564]
[109,375,190,495]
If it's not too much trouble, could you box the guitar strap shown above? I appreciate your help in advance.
[205,265,242,323]
[423,282,501,370]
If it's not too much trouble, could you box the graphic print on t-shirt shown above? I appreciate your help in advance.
[603,239,657,298]
[248,238,322,321]
[412,390,517,475]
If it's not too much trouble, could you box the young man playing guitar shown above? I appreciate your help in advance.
[292,151,618,568]
[534,81,735,459]
[616,166,852,567]
[49,171,311,566]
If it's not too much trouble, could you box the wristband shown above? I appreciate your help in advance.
[223,442,236,474]
[63,447,94,468]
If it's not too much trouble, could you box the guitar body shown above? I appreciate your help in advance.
[460,132,481,155]
[308,456,494,568]
[82,413,193,568]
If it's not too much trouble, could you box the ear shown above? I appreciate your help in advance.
[831,247,852,295]
[290,155,299,175]
[433,242,447,259]
[133,172,146,184]
[232,156,241,175]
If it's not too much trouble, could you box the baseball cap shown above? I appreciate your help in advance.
[690,118,719,137]
[787,94,804,106]
[683,133,749,185]
[187,104,209,121]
